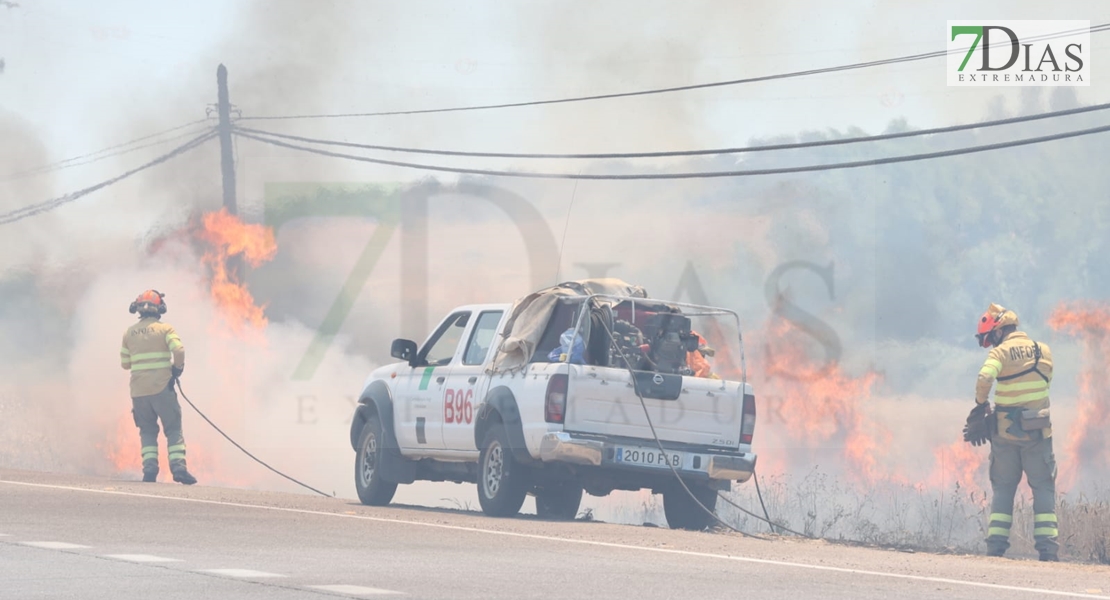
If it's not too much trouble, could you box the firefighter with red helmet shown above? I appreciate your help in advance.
[971,303,1057,560]
[120,290,196,485]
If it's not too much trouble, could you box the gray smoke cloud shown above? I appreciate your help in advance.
[2,0,1109,530]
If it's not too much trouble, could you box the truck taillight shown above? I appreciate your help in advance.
[545,374,568,424]
[740,393,756,444]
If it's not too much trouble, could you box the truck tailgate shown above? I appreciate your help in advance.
[562,365,745,449]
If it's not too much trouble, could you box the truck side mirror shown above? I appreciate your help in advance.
[391,339,418,364]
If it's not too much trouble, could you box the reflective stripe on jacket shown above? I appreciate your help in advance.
[976,331,1053,441]
[121,317,185,397]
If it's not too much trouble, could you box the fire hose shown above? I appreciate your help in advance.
[172,333,807,536]
[595,308,813,539]
[174,377,334,498]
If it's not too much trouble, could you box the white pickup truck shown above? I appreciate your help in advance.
[348,279,758,530]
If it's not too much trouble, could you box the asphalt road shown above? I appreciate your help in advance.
[1,468,1108,600]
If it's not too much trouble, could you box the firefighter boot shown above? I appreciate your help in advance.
[171,466,197,485]
[169,454,196,485]
[141,457,159,483]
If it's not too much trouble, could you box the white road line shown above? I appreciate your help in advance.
[200,569,287,578]
[105,554,183,563]
[2,479,1108,600]
[306,585,402,595]
[19,541,92,550]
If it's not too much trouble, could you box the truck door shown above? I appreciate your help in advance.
[394,311,471,452]
[440,309,505,454]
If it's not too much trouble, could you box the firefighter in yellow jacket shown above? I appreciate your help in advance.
[974,303,1056,560]
[120,290,196,485]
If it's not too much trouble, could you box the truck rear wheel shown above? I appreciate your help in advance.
[477,424,529,517]
[534,483,583,520]
[355,414,397,506]
[662,482,718,530]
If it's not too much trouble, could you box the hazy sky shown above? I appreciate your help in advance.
[3,0,1108,201]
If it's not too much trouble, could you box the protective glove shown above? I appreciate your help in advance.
[171,365,184,380]
[963,402,992,447]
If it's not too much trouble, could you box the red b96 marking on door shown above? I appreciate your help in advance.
[444,389,474,424]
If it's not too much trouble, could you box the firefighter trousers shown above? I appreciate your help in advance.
[987,436,1058,557]
[131,382,188,475]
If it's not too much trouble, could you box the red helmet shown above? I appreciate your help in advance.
[129,289,166,315]
[976,303,1018,348]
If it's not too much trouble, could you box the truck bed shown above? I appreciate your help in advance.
[561,364,748,450]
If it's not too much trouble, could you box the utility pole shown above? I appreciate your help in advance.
[216,64,238,215]
[216,64,243,284]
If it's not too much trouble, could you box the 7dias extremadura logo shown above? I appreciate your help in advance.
[947,20,1090,86]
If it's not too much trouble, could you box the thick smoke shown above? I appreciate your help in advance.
[2,1,1110,531]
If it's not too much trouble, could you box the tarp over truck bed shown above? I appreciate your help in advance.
[486,278,648,374]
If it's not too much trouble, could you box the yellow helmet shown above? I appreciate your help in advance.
[976,303,1019,347]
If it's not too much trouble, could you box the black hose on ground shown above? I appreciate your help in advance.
[174,378,334,498]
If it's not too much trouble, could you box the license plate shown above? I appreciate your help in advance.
[614,447,683,469]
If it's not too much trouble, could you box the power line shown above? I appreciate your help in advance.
[233,122,1110,181]
[234,101,1110,160]
[2,124,217,182]
[238,23,1110,121]
[0,118,212,181]
[0,130,218,225]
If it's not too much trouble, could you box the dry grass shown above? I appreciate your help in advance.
[712,469,1110,564]
[579,467,1108,564]
[1054,493,1110,564]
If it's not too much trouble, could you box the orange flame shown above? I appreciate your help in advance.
[1048,300,1110,491]
[195,208,277,330]
[921,440,987,497]
[96,411,254,486]
[700,319,740,381]
[750,311,989,491]
[96,413,149,476]
[755,316,893,485]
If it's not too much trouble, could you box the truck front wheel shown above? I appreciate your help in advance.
[662,482,718,530]
[477,424,529,517]
[354,414,397,506]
